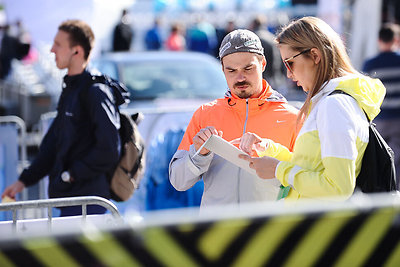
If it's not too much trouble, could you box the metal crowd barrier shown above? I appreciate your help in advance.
[1,61,55,129]
[0,116,29,212]
[0,115,28,169]
[0,196,122,234]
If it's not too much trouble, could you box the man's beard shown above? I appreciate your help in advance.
[234,81,253,98]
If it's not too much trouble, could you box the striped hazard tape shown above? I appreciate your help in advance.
[0,204,399,266]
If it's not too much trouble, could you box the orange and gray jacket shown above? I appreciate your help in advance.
[169,80,299,208]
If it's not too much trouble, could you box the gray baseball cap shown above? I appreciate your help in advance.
[218,29,264,59]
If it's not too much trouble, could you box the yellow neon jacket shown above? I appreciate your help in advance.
[258,75,386,201]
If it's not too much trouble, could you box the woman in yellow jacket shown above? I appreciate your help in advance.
[239,16,386,202]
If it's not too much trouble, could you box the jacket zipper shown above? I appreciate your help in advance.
[238,99,250,204]
[243,99,249,135]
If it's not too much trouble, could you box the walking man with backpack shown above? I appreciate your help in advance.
[1,19,130,216]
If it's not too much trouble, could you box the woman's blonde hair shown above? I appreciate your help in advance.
[276,16,358,123]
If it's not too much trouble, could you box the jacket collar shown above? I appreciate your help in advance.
[63,69,90,90]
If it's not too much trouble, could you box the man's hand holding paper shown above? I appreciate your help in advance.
[195,134,257,175]
[193,126,223,155]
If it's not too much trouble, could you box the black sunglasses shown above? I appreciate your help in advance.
[283,49,311,72]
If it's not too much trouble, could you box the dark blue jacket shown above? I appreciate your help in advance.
[362,51,400,118]
[19,69,129,199]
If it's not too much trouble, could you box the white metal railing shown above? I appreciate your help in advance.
[0,196,122,233]
[0,116,29,204]
[0,115,27,167]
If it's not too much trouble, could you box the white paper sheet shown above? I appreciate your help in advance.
[196,135,257,176]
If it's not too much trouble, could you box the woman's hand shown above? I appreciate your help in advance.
[239,154,279,179]
[231,132,267,155]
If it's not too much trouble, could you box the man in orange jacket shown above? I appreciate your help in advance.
[169,29,299,209]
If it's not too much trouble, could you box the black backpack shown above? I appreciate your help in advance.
[81,74,146,202]
[329,90,397,193]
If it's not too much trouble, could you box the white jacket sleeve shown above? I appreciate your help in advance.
[169,144,214,191]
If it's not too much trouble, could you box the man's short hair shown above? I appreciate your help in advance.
[58,19,95,60]
[379,23,400,43]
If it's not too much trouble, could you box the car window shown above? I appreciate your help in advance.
[120,59,227,100]
[91,61,118,80]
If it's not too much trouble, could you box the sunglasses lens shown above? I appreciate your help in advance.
[284,61,292,72]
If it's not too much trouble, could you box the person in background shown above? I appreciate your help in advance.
[165,22,186,51]
[362,23,400,188]
[145,17,162,50]
[186,17,217,55]
[239,16,386,202]
[214,19,236,57]
[1,20,129,216]
[248,15,286,90]
[0,23,28,79]
[112,9,134,52]
[169,29,299,209]
[14,19,36,64]
[0,24,16,79]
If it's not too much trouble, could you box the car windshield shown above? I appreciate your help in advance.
[119,59,227,100]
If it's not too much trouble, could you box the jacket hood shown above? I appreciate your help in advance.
[334,76,386,121]
[102,75,131,106]
[88,69,130,106]
[224,79,288,105]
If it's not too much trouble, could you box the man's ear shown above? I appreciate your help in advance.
[310,48,321,65]
[73,46,83,56]
[261,56,267,72]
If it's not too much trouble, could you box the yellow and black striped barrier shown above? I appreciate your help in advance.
[1,194,400,267]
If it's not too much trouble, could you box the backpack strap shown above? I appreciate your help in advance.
[329,90,371,123]
[78,74,122,113]
[329,90,397,192]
